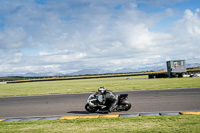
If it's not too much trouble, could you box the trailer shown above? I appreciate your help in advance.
[149,60,200,78]
[166,60,186,77]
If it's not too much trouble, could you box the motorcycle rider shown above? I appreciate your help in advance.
[97,87,119,112]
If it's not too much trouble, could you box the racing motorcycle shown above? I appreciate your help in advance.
[85,93,131,113]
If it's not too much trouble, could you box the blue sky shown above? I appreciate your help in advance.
[0,0,200,76]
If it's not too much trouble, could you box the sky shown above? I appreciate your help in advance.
[0,0,200,76]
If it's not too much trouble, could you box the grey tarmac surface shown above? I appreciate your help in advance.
[0,88,200,118]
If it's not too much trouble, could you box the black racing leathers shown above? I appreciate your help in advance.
[103,90,119,112]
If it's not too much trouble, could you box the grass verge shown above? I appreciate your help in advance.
[0,115,200,133]
[0,76,200,97]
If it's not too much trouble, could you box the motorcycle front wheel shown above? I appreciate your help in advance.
[85,103,98,113]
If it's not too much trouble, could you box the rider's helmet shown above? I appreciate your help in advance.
[98,87,106,94]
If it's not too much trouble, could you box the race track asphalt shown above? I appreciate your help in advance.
[0,88,200,118]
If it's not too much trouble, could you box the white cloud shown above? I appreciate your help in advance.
[41,52,87,63]
[169,8,200,52]
[0,0,200,76]
[165,8,175,17]
[0,27,27,49]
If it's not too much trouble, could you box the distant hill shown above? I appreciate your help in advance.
[1,63,200,77]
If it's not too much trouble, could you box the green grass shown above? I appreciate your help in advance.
[0,115,200,133]
[1,76,199,132]
[0,76,200,97]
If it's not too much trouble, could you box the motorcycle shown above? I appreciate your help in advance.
[85,93,131,113]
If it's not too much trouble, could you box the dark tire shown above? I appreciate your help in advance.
[120,100,132,111]
[85,103,98,113]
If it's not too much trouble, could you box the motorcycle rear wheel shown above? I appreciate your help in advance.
[120,100,131,111]
[85,103,98,113]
